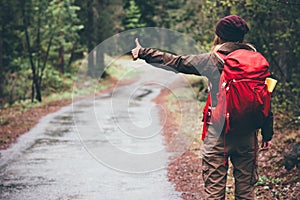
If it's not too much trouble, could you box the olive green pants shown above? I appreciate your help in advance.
[202,126,258,200]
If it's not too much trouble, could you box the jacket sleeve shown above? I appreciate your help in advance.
[261,111,274,141]
[138,47,216,77]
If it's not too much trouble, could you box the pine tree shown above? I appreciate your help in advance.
[124,0,145,30]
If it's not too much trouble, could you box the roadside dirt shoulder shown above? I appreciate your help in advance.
[153,76,205,200]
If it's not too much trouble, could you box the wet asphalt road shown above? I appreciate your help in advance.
[0,60,187,200]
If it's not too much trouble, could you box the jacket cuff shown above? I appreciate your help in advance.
[138,47,146,59]
[262,135,273,142]
[261,111,274,142]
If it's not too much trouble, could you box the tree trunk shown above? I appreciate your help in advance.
[96,48,107,79]
[87,0,95,77]
[39,31,54,86]
[66,41,77,70]
[57,42,65,73]
[0,25,3,98]
[21,0,42,102]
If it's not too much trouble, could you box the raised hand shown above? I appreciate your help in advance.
[131,38,142,61]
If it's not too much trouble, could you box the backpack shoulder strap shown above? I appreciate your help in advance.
[211,42,257,73]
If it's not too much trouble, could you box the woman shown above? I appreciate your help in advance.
[131,15,273,200]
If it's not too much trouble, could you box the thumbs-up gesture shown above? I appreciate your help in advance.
[131,38,142,61]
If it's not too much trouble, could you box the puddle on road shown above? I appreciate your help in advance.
[25,138,69,151]
[49,114,74,126]
[45,128,71,137]
[133,88,153,100]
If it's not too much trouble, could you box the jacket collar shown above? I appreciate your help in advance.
[214,42,256,55]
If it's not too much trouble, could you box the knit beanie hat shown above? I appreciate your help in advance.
[215,15,249,42]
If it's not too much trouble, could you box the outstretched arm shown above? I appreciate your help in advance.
[131,38,215,76]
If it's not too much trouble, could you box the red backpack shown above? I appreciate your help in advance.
[202,48,271,140]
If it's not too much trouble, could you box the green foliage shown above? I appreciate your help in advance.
[123,0,145,30]
[1,57,32,104]
[0,0,24,98]
[0,0,83,105]
[41,67,73,96]
[134,0,176,28]
[22,0,83,73]
[45,0,84,71]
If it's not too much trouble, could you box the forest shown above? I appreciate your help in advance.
[0,1,299,199]
[0,0,299,127]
